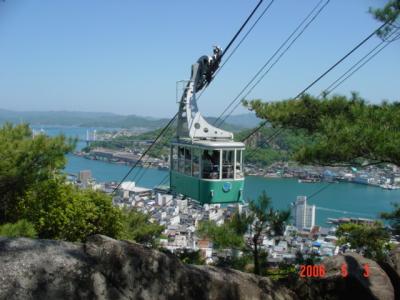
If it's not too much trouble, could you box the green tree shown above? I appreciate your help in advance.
[294,250,321,266]
[173,249,205,265]
[247,192,290,275]
[370,0,400,38]
[0,122,169,245]
[197,219,245,250]
[336,222,390,262]
[0,219,37,238]
[244,94,400,167]
[269,209,291,237]
[247,191,271,275]
[198,191,290,275]
[381,202,400,235]
[0,123,74,223]
[20,177,123,242]
[119,208,164,247]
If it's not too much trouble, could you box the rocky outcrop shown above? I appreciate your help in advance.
[380,245,400,300]
[292,252,395,300]
[0,235,398,300]
[390,245,400,274]
[0,235,295,300]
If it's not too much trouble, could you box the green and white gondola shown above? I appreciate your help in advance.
[170,46,245,204]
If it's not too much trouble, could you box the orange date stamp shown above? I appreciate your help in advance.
[299,263,370,278]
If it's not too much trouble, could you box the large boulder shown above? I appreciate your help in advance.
[380,244,400,300]
[0,235,396,300]
[292,252,395,300]
[0,235,295,300]
[387,244,400,279]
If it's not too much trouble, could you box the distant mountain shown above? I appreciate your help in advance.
[0,109,169,130]
[223,113,262,128]
[0,109,260,131]
[79,115,170,130]
[0,109,117,126]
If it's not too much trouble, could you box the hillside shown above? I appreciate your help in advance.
[224,113,262,128]
[0,109,169,130]
[86,123,309,167]
[236,126,311,166]
[85,120,245,158]
[0,109,258,131]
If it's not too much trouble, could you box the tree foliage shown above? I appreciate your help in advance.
[119,208,164,247]
[197,220,244,250]
[0,123,75,223]
[20,177,123,242]
[381,202,400,235]
[244,94,400,167]
[173,249,205,265]
[370,0,400,38]
[0,219,37,238]
[0,123,165,245]
[236,126,310,167]
[197,191,290,275]
[247,191,272,275]
[269,209,291,237]
[336,222,390,262]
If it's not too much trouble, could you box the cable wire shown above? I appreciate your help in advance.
[297,31,400,201]
[243,29,400,201]
[240,19,392,143]
[156,173,170,188]
[242,126,283,159]
[196,0,275,101]
[135,123,175,184]
[221,0,265,59]
[214,0,330,127]
[307,182,334,199]
[112,114,177,193]
[321,28,400,97]
[132,2,272,187]
[112,1,268,193]
[294,19,391,99]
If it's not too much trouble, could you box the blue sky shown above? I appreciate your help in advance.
[0,0,398,117]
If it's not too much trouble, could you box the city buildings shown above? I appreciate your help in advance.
[66,172,362,265]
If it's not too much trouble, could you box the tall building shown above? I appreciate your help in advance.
[78,170,92,188]
[291,196,315,230]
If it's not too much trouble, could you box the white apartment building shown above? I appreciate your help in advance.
[291,196,316,230]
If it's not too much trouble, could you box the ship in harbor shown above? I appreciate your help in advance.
[326,217,376,226]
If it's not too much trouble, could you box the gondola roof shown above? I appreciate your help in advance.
[172,138,245,149]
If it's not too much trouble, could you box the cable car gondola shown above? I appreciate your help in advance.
[170,47,245,204]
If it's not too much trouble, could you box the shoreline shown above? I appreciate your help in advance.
[72,152,398,190]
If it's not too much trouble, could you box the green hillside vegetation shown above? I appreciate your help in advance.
[235,126,311,166]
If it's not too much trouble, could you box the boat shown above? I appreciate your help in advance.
[298,177,320,183]
[381,183,400,190]
[157,164,169,171]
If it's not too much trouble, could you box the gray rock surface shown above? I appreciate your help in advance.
[387,244,400,278]
[380,244,400,300]
[292,252,395,300]
[0,235,397,300]
[0,235,295,300]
